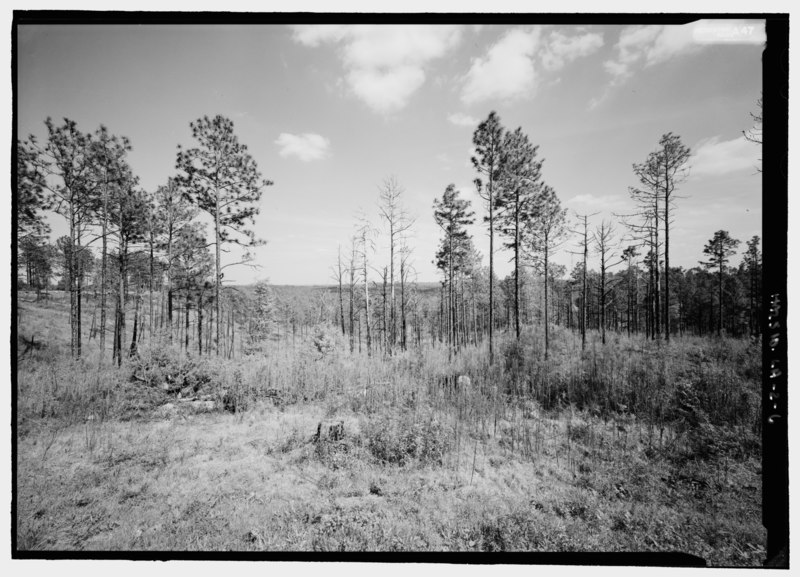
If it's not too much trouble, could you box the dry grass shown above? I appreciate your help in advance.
[14,294,765,563]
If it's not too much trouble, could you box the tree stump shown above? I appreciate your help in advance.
[313,420,345,443]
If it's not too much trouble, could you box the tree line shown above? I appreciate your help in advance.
[16,115,270,362]
[16,107,762,365]
[326,111,762,360]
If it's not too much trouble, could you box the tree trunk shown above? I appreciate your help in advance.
[76,231,83,358]
[349,247,355,353]
[382,268,388,354]
[185,293,190,352]
[654,198,661,340]
[364,255,371,356]
[115,237,127,366]
[600,251,606,345]
[198,292,203,355]
[581,217,588,351]
[664,165,671,342]
[130,292,139,357]
[544,241,550,358]
[449,235,455,359]
[149,228,155,341]
[214,187,222,355]
[389,222,395,352]
[338,250,346,337]
[514,188,520,340]
[99,172,109,358]
[166,227,173,341]
[69,204,79,358]
[488,186,494,364]
[718,260,724,336]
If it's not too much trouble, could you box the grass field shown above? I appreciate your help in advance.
[14,293,766,564]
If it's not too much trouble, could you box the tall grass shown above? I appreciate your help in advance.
[14,297,765,561]
[17,294,761,468]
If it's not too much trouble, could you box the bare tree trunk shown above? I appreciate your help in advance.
[198,292,203,355]
[488,189,494,364]
[112,301,120,364]
[664,167,671,342]
[654,200,661,341]
[229,307,235,359]
[582,216,588,351]
[600,250,607,345]
[349,244,355,353]
[149,228,155,342]
[115,238,127,366]
[214,190,221,355]
[99,181,109,357]
[76,231,83,358]
[185,293,190,352]
[449,235,454,359]
[337,247,346,337]
[718,261,724,336]
[382,268,388,354]
[544,241,550,359]
[514,188,520,340]
[130,291,140,357]
[389,223,395,352]
[364,255,371,356]
[400,258,407,351]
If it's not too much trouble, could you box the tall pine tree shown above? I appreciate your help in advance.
[176,115,272,355]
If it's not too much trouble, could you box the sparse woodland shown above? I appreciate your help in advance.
[15,110,765,562]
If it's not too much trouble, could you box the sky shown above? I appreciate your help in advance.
[16,19,765,285]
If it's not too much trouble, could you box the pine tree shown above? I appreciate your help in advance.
[16,137,50,242]
[742,235,762,336]
[472,111,504,363]
[41,118,97,358]
[89,125,132,356]
[433,184,475,358]
[527,185,567,357]
[176,115,272,355]
[701,230,740,336]
[249,280,278,347]
[497,127,544,340]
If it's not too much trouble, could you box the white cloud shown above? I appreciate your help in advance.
[603,25,663,83]
[461,28,540,105]
[461,27,603,106]
[291,25,463,114]
[448,112,478,127]
[691,135,760,176]
[541,29,604,71]
[275,133,331,162]
[602,20,765,87]
[644,24,700,66]
[347,66,425,114]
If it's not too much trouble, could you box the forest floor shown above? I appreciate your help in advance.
[14,294,766,564]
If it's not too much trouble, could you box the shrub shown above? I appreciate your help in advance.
[681,422,761,462]
[311,325,336,358]
[129,346,217,396]
[362,412,452,466]
[220,368,251,413]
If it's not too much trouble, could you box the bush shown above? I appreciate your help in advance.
[681,422,761,462]
[220,369,251,413]
[311,325,336,358]
[129,346,217,396]
[362,412,452,466]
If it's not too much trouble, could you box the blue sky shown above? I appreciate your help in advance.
[17,20,764,284]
